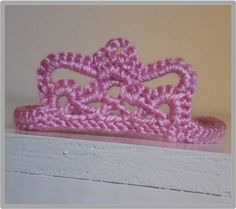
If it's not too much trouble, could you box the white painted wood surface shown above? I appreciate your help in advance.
[5,133,232,205]
[5,172,232,205]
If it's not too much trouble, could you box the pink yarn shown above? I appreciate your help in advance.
[14,38,226,144]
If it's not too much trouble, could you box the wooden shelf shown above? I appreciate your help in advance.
[5,131,232,205]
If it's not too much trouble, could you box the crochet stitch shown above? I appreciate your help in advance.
[14,38,226,144]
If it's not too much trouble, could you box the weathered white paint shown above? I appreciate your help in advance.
[5,133,232,199]
[5,172,232,205]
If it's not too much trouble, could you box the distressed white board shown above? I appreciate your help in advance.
[5,133,232,199]
[5,172,232,205]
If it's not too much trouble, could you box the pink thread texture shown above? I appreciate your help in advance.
[14,38,226,144]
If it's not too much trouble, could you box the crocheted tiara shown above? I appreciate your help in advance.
[14,38,226,144]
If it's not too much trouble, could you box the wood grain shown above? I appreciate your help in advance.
[5,172,232,205]
[5,133,232,198]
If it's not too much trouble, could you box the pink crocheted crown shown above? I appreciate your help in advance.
[14,38,226,144]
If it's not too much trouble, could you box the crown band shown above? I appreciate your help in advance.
[14,38,226,144]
